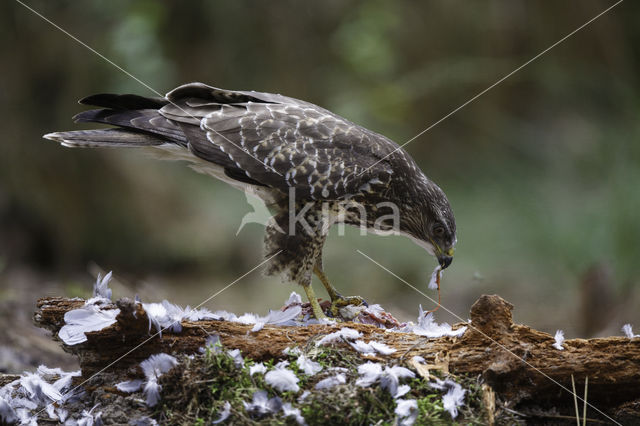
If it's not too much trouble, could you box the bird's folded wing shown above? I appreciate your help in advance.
[160,83,395,200]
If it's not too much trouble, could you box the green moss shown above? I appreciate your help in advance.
[158,345,490,425]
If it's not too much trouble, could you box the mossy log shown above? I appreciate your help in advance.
[33,294,640,418]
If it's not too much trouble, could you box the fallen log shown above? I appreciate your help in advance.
[33,294,640,420]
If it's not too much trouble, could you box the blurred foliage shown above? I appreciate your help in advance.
[1,0,639,335]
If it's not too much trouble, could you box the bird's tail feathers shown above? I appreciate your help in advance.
[43,128,164,148]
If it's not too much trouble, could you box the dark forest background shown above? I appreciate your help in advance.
[1,1,639,371]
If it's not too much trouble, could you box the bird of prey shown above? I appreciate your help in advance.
[44,82,456,320]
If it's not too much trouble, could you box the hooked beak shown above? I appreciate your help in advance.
[437,248,454,269]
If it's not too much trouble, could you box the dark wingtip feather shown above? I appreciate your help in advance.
[79,93,167,110]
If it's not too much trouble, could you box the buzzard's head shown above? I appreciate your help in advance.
[405,180,457,269]
[427,215,456,269]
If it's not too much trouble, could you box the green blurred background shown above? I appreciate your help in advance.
[1,1,639,371]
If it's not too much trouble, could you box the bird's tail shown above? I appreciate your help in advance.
[43,128,164,148]
[44,92,179,149]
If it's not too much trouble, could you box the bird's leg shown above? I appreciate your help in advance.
[301,282,327,321]
[313,263,339,301]
[314,257,367,317]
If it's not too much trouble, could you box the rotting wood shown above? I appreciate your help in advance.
[33,294,640,415]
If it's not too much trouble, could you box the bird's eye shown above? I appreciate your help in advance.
[433,225,445,237]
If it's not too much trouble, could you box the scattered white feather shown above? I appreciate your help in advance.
[19,372,63,402]
[622,324,640,339]
[350,340,397,355]
[265,368,300,393]
[363,304,386,316]
[297,390,310,403]
[58,305,120,345]
[411,356,425,364]
[250,363,268,376]
[142,301,184,335]
[226,349,244,368]
[429,378,466,419]
[0,365,80,426]
[139,353,178,407]
[138,298,222,336]
[182,306,218,322]
[264,306,303,327]
[282,402,306,425]
[93,271,113,300]
[141,354,178,380]
[442,386,466,419]
[210,310,239,322]
[552,330,565,350]
[77,403,102,426]
[283,346,302,356]
[44,403,56,422]
[36,365,66,376]
[328,366,348,373]
[243,390,282,417]
[399,307,467,338]
[16,408,38,426]
[370,341,397,355]
[355,362,383,388]
[395,398,419,426]
[0,396,17,424]
[16,408,37,426]
[275,360,290,369]
[142,301,217,335]
[355,362,415,398]
[316,327,362,346]
[162,301,189,331]
[236,305,303,332]
[143,379,162,407]
[236,312,261,325]
[251,322,266,332]
[251,306,304,332]
[428,265,442,290]
[212,401,231,424]
[336,304,366,320]
[10,397,37,411]
[349,340,375,355]
[36,366,80,395]
[115,380,143,393]
[55,407,69,422]
[296,354,323,376]
[286,291,302,305]
[395,384,411,398]
[200,335,222,354]
[380,366,416,398]
[314,374,346,390]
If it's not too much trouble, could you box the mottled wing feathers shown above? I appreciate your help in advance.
[166,82,278,107]
[72,82,396,200]
[161,83,395,199]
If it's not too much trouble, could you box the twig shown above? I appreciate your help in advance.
[572,374,580,425]
[583,376,589,426]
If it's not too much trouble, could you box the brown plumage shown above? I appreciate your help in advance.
[44,82,456,319]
